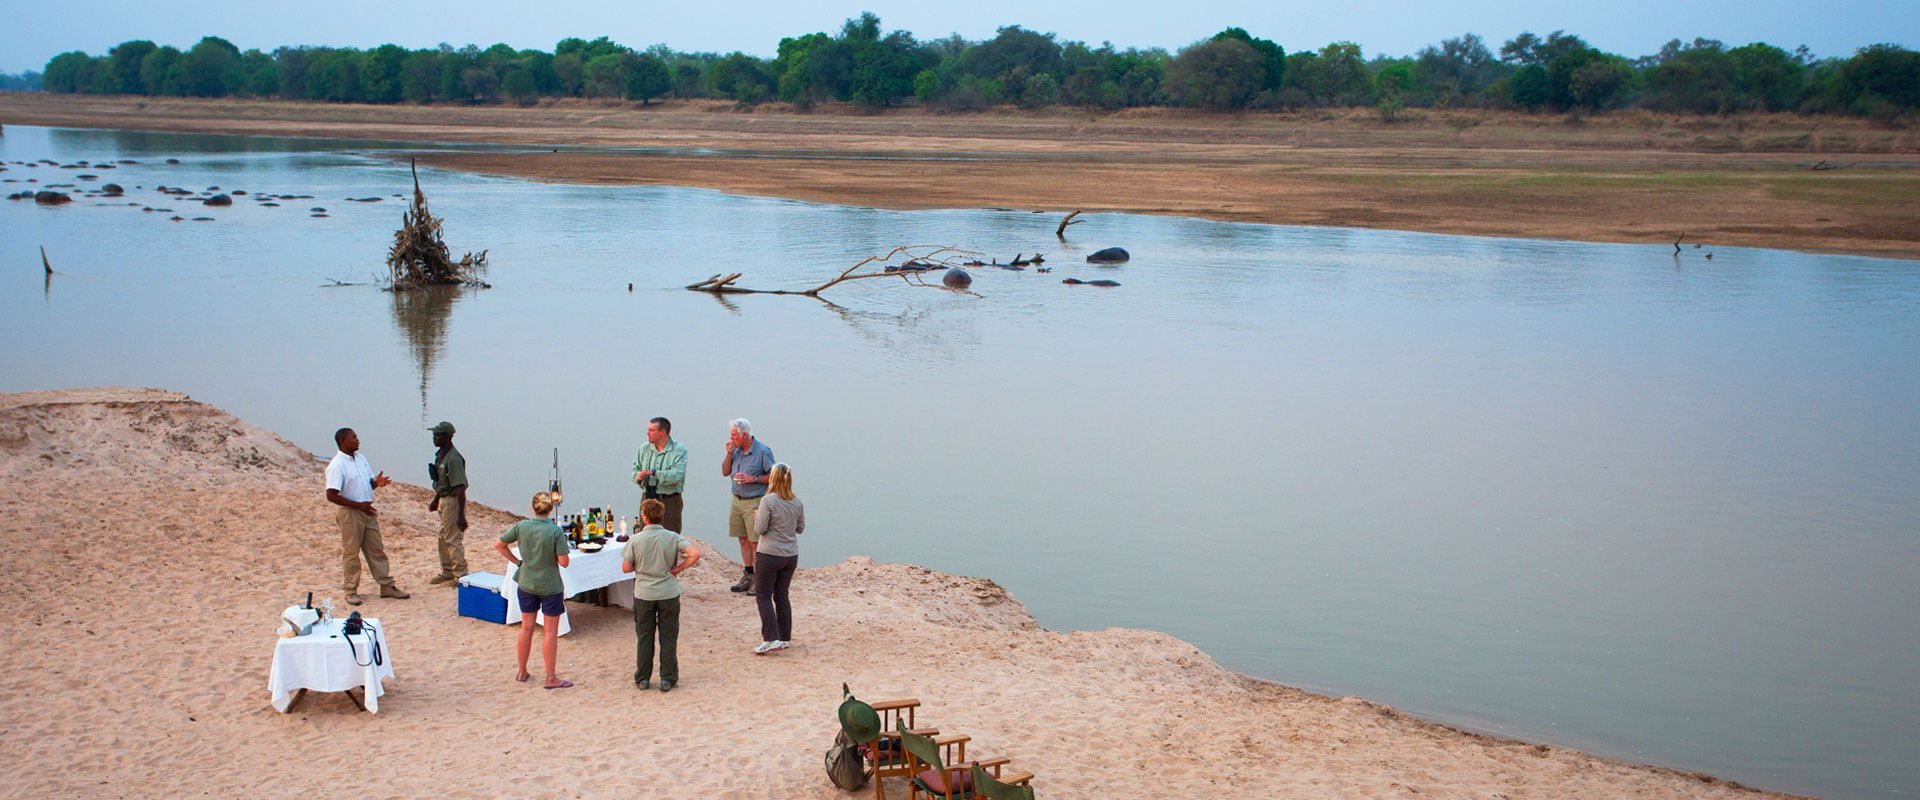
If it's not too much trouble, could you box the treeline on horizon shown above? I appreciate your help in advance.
[24,12,1920,121]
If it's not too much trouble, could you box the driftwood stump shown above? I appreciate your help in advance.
[387,159,487,289]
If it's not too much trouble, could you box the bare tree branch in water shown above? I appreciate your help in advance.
[387,159,489,289]
[684,245,981,297]
[1056,210,1084,240]
[40,245,54,275]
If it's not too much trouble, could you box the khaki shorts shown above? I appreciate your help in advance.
[728,495,762,542]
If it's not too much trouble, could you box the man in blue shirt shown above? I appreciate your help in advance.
[721,417,775,594]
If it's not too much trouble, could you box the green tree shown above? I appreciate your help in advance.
[1019,72,1060,107]
[361,44,409,103]
[582,53,627,98]
[239,49,277,96]
[1830,44,1920,114]
[553,52,584,96]
[1728,43,1802,111]
[1548,48,1630,109]
[1211,27,1285,90]
[1166,37,1264,110]
[1501,31,1589,68]
[181,36,241,97]
[1294,42,1372,105]
[1644,38,1734,112]
[1508,64,1549,107]
[43,51,98,93]
[849,30,922,106]
[308,48,365,102]
[141,46,187,95]
[1415,33,1504,105]
[503,67,539,103]
[104,40,157,94]
[624,52,671,103]
[705,52,774,103]
[272,47,309,99]
[957,25,1064,98]
[400,50,443,102]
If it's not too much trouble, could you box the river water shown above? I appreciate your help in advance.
[2,125,1915,799]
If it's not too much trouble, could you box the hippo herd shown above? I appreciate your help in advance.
[3,157,406,222]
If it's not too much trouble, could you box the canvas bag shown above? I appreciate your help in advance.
[825,728,868,789]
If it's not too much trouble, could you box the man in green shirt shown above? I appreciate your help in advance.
[632,416,688,533]
[427,421,470,584]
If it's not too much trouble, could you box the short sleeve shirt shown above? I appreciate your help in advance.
[432,446,468,496]
[621,525,692,602]
[727,440,776,499]
[325,451,375,503]
[500,519,567,596]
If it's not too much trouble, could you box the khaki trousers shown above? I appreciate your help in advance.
[437,497,468,576]
[337,506,395,593]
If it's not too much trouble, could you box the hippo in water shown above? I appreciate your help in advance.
[1086,247,1129,264]
[942,268,974,289]
[203,194,233,206]
[1063,278,1121,287]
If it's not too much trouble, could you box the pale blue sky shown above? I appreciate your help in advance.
[1,0,1913,74]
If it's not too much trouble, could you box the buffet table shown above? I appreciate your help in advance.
[268,617,396,714]
[503,543,636,636]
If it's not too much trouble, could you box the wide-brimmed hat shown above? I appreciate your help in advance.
[837,683,881,743]
[429,421,456,435]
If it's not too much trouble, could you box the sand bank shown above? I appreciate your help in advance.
[2,93,1916,259]
[0,388,1807,797]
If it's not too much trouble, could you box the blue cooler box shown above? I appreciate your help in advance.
[458,572,508,624]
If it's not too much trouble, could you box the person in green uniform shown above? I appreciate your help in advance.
[427,421,469,584]
[495,492,572,690]
[622,497,701,692]
[632,416,688,532]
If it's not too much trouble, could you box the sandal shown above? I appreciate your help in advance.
[515,671,531,683]
[543,679,574,690]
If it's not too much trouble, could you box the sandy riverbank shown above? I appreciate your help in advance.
[0,387,1809,798]
[2,93,1917,259]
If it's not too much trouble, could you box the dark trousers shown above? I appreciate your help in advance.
[643,493,685,533]
[753,553,797,642]
[632,596,681,683]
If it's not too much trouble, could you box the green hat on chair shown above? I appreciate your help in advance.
[837,683,881,743]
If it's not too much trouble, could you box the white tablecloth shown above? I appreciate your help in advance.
[268,617,396,713]
[503,544,635,636]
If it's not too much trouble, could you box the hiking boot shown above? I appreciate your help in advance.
[429,573,458,585]
[380,585,411,599]
[730,573,753,593]
[659,679,675,693]
[345,593,364,606]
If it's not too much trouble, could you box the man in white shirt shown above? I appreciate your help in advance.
[325,427,410,606]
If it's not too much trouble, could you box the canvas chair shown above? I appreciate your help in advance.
[971,763,1035,800]
[898,722,1018,800]
[837,685,939,800]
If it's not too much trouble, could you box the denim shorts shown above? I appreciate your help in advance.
[518,588,565,617]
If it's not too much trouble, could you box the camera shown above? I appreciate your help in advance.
[344,611,363,635]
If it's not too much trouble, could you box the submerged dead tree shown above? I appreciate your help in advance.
[387,159,488,289]
[686,245,980,297]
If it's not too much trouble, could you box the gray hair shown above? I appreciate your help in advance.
[729,418,752,435]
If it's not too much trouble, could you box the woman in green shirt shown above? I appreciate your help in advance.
[494,491,572,689]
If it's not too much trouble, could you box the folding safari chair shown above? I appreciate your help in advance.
[898,722,1019,800]
[971,763,1035,800]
